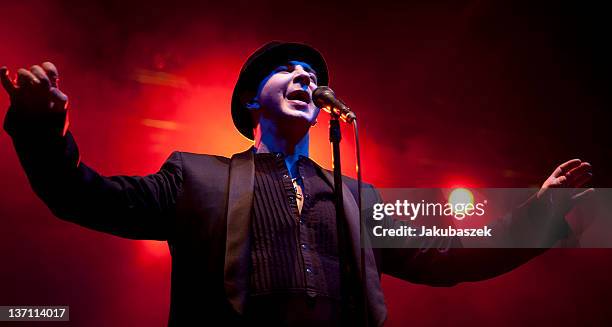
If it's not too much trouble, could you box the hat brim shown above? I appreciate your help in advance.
[231,42,329,140]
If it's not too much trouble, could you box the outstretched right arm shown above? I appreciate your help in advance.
[1,63,182,241]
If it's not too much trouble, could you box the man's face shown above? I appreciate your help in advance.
[253,60,320,128]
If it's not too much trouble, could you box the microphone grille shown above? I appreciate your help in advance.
[313,86,335,108]
[313,86,334,98]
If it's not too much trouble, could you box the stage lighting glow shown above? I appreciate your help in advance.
[448,188,474,205]
[448,188,474,220]
[140,241,169,260]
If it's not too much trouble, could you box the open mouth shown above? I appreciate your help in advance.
[286,89,311,105]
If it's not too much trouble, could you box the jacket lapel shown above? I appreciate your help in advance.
[320,170,387,327]
[224,148,254,314]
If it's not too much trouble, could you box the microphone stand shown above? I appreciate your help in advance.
[329,113,368,327]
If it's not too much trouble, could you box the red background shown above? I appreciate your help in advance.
[1,0,610,326]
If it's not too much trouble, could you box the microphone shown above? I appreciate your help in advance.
[312,86,356,123]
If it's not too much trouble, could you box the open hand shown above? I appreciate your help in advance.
[537,159,594,215]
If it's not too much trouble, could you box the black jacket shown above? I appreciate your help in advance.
[4,107,565,326]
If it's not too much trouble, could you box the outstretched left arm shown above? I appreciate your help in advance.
[377,159,593,286]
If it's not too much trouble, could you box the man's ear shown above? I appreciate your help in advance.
[246,100,260,110]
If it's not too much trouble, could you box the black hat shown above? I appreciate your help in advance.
[231,41,329,140]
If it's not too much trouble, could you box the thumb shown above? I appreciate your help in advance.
[571,188,595,204]
[1,66,17,96]
[49,87,68,112]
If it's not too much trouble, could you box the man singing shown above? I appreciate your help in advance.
[1,42,593,326]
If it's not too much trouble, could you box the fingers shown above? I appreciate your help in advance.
[3,63,66,115]
[552,159,581,178]
[571,172,592,188]
[30,65,50,90]
[3,62,58,92]
[17,68,39,88]
[41,62,58,87]
[566,162,593,187]
[550,161,593,189]
[0,66,16,95]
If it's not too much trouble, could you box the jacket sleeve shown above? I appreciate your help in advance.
[367,187,570,287]
[4,106,183,241]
